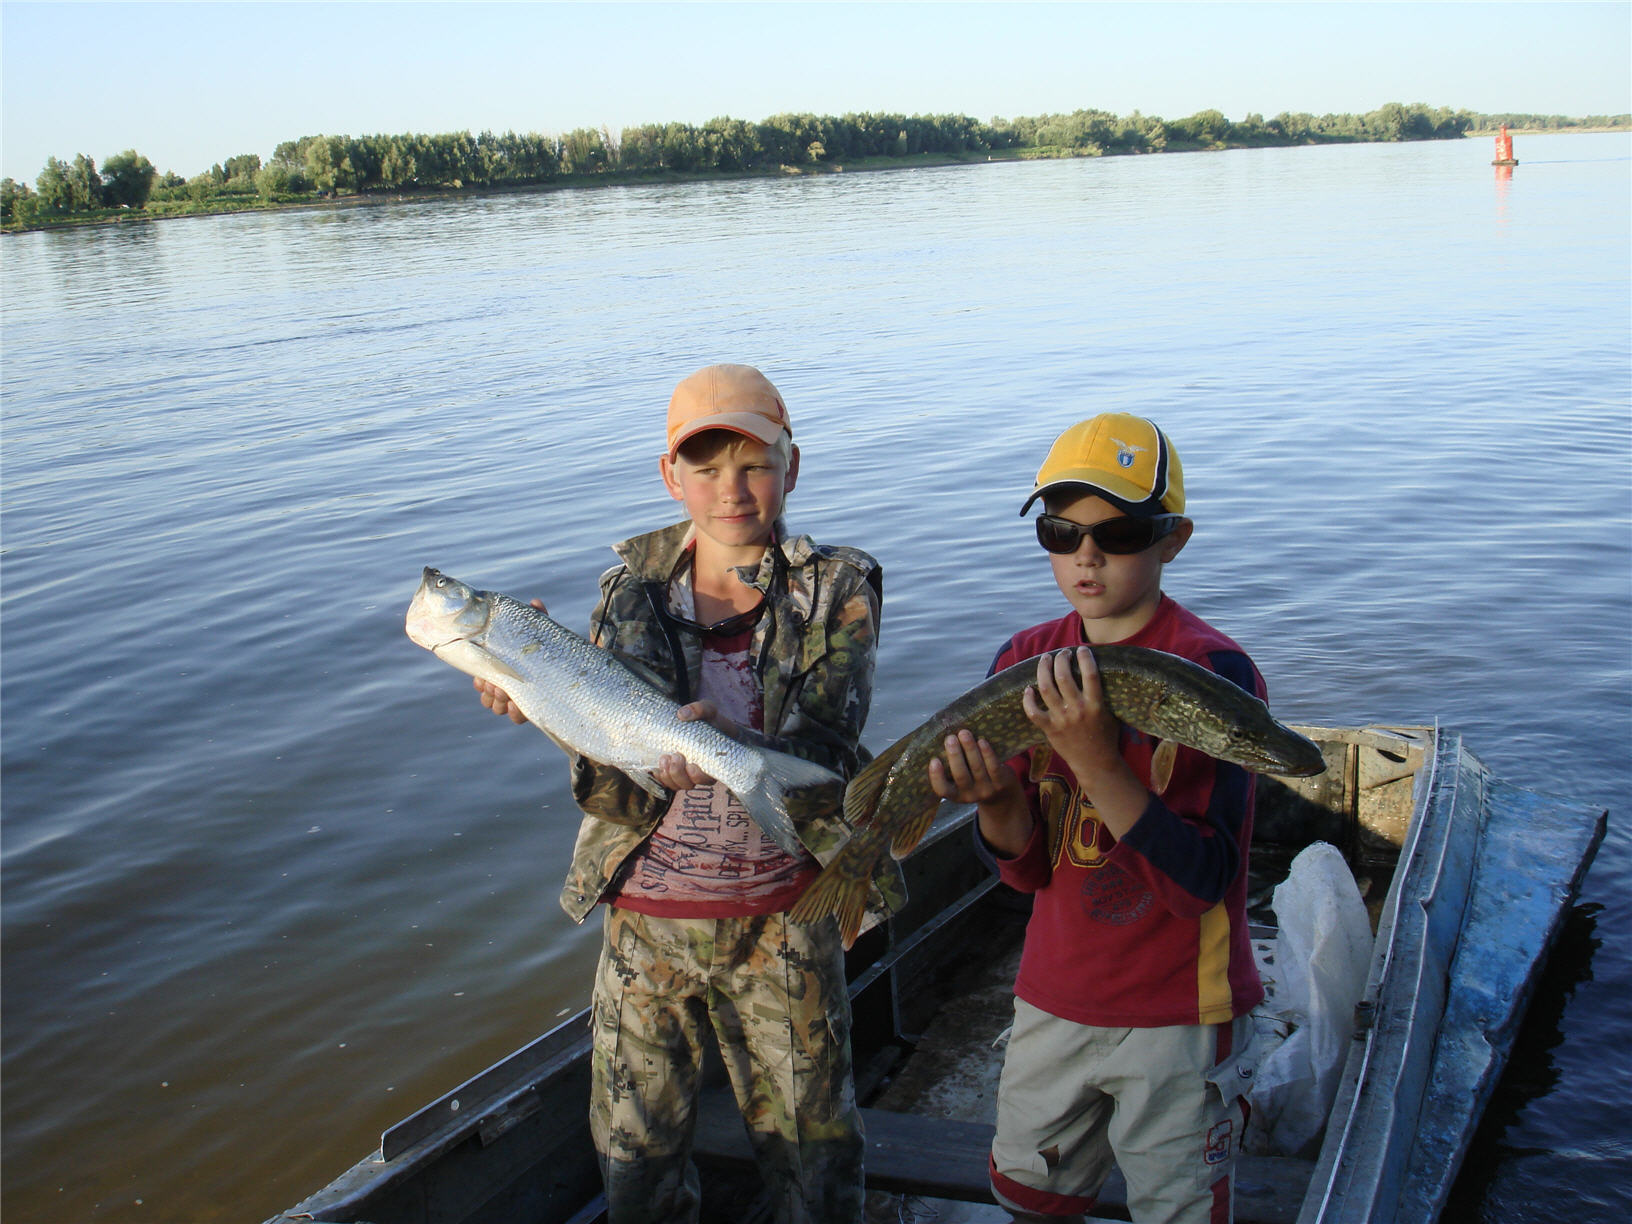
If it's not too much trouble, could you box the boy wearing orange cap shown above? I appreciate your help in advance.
[930,415,1264,1224]
[478,364,900,1223]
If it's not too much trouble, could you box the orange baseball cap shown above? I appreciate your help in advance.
[665,364,792,458]
[1020,413,1185,516]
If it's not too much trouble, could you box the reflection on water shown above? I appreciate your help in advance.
[2,133,1628,1224]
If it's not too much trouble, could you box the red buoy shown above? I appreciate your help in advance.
[1493,125,1518,166]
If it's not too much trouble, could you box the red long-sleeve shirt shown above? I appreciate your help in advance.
[985,595,1266,1027]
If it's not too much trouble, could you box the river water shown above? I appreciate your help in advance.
[3,133,1628,1223]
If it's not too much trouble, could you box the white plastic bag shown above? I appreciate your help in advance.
[1246,841,1374,1158]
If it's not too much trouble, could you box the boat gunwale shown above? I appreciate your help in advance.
[1300,724,1455,1221]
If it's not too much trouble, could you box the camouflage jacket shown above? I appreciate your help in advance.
[558,519,907,928]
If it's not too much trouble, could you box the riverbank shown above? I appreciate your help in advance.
[8,124,1622,234]
[13,97,1625,236]
[9,149,1004,234]
[0,133,1491,236]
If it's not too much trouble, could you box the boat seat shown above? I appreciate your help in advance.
[692,1089,1313,1223]
[694,1089,991,1200]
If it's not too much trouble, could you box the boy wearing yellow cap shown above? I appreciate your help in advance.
[930,415,1263,1224]
[477,364,899,1224]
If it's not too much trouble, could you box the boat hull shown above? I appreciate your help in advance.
[268,726,1605,1224]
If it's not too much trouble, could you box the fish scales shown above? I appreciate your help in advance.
[406,567,843,858]
[793,645,1325,947]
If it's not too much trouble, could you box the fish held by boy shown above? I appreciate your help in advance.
[405,567,841,858]
[790,645,1326,946]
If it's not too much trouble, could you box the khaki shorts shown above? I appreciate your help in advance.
[589,906,864,1224]
[990,998,1256,1223]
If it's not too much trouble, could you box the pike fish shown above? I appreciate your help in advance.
[790,645,1326,947]
[405,567,842,857]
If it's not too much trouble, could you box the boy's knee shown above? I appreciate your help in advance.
[989,1151,1097,1223]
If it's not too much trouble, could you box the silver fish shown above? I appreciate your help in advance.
[405,567,840,857]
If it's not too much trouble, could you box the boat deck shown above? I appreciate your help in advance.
[694,897,1314,1224]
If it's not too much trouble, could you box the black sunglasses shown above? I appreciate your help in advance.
[1035,513,1182,556]
[664,599,766,637]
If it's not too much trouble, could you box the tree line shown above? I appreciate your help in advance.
[5,103,1626,228]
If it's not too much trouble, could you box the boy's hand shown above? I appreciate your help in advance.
[654,701,725,790]
[1024,647,1123,778]
[929,728,1032,857]
[475,677,529,725]
[1026,647,1149,840]
[928,729,1020,806]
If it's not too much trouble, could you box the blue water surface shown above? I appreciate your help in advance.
[3,132,1628,1222]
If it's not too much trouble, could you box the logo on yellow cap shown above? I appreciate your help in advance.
[1112,438,1144,469]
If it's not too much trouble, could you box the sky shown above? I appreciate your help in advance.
[2,1,1629,183]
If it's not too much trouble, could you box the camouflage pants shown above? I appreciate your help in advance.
[590,905,865,1224]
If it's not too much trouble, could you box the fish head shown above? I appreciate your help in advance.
[405,568,494,654]
[1215,710,1327,778]
[1271,731,1329,778]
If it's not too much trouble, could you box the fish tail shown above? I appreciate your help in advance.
[789,853,871,950]
[741,748,844,860]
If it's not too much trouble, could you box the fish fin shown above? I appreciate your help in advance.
[1150,738,1177,796]
[534,725,580,760]
[628,770,669,799]
[440,643,522,691]
[569,749,669,800]
[463,643,525,685]
[842,742,907,827]
[789,854,871,950]
[841,738,933,860]
[737,748,843,859]
[887,805,938,860]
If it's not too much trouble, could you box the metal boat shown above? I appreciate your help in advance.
[270,725,1604,1224]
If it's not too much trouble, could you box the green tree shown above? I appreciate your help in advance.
[271,137,316,170]
[1373,102,1409,140]
[340,136,380,190]
[758,113,818,165]
[223,153,262,181]
[1173,109,1230,146]
[34,157,73,212]
[185,169,220,203]
[101,149,157,208]
[304,135,343,192]
[560,127,608,174]
[618,123,665,171]
[511,131,558,181]
[2,177,35,223]
[253,163,298,198]
[67,154,104,209]
[379,138,415,188]
[701,116,759,171]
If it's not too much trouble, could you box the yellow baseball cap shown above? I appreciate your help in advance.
[1020,413,1185,516]
[666,364,792,459]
